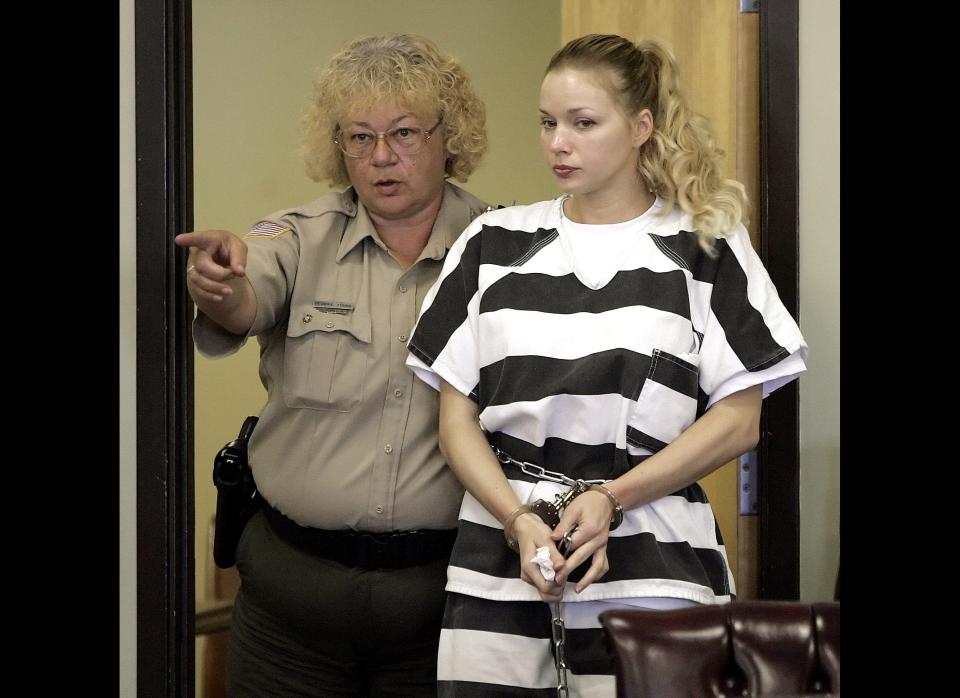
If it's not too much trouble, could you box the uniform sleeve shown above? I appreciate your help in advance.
[698,225,808,409]
[192,216,301,359]
[406,218,485,401]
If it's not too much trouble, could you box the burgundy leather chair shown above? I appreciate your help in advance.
[599,601,840,698]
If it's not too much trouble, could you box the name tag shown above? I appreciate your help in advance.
[313,301,354,315]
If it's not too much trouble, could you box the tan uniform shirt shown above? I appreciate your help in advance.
[194,182,489,531]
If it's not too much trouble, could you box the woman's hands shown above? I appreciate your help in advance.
[511,488,616,598]
[174,230,256,335]
[550,490,615,594]
[512,512,567,602]
[175,230,248,303]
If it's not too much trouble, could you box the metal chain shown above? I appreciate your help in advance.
[552,600,569,698]
[491,445,588,697]
[491,445,606,487]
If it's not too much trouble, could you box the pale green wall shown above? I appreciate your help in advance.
[799,0,840,601]
[191,0,562,681]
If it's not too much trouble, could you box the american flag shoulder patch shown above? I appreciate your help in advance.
[245,221,291,240]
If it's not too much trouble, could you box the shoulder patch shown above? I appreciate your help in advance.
[245,221,291,240]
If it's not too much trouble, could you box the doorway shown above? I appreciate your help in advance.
[133,1,800,693]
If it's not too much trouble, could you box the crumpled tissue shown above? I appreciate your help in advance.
[530,546,556,581]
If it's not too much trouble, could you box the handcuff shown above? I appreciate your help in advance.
[504,479,623,555]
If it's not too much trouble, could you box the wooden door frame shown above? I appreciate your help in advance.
[758,0,800,600]
[134,0,194,694]
[133,0,800,692]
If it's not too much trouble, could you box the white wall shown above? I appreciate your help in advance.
[798,0,840,601]
[119,0,137,692]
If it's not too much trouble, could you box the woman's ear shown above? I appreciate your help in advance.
[633,108,654,148]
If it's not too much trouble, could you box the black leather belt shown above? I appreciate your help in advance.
[261,501,457,569]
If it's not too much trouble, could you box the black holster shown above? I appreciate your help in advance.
[212,415,261,569]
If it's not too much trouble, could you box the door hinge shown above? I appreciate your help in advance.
[738,449,759,515]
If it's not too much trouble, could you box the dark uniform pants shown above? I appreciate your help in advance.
[227,510,449,697]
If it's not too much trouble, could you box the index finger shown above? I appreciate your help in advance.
[174,231,209,248]
[175,230,247,276]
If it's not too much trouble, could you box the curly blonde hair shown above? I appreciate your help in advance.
[547,34,747,253]
[302,34,488,186]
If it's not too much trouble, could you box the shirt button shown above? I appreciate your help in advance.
[302,314,312,323]
[384,444,393,453]
[325,321,334,329]
[398,284,408,293]
[394,389,403,398]
[398,334,407,342]
[375,505,384,514]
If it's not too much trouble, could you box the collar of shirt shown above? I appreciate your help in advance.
[334,182,477,263]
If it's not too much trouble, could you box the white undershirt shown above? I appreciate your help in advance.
[558,195,664,290]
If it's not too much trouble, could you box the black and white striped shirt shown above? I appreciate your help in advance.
[407,196,807,605]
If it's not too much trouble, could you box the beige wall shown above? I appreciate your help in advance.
[119,0,137,694]
[798,0,840,600]
[191,0,562,682]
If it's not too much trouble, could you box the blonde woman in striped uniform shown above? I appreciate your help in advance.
[407,34,807,696]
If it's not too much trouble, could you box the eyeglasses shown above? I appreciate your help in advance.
[334,116,443,159]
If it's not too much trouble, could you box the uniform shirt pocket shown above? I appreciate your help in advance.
[281,303,372,412]
[626,349,700,453]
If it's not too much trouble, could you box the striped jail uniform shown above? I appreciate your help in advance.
[406,196,808,695]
